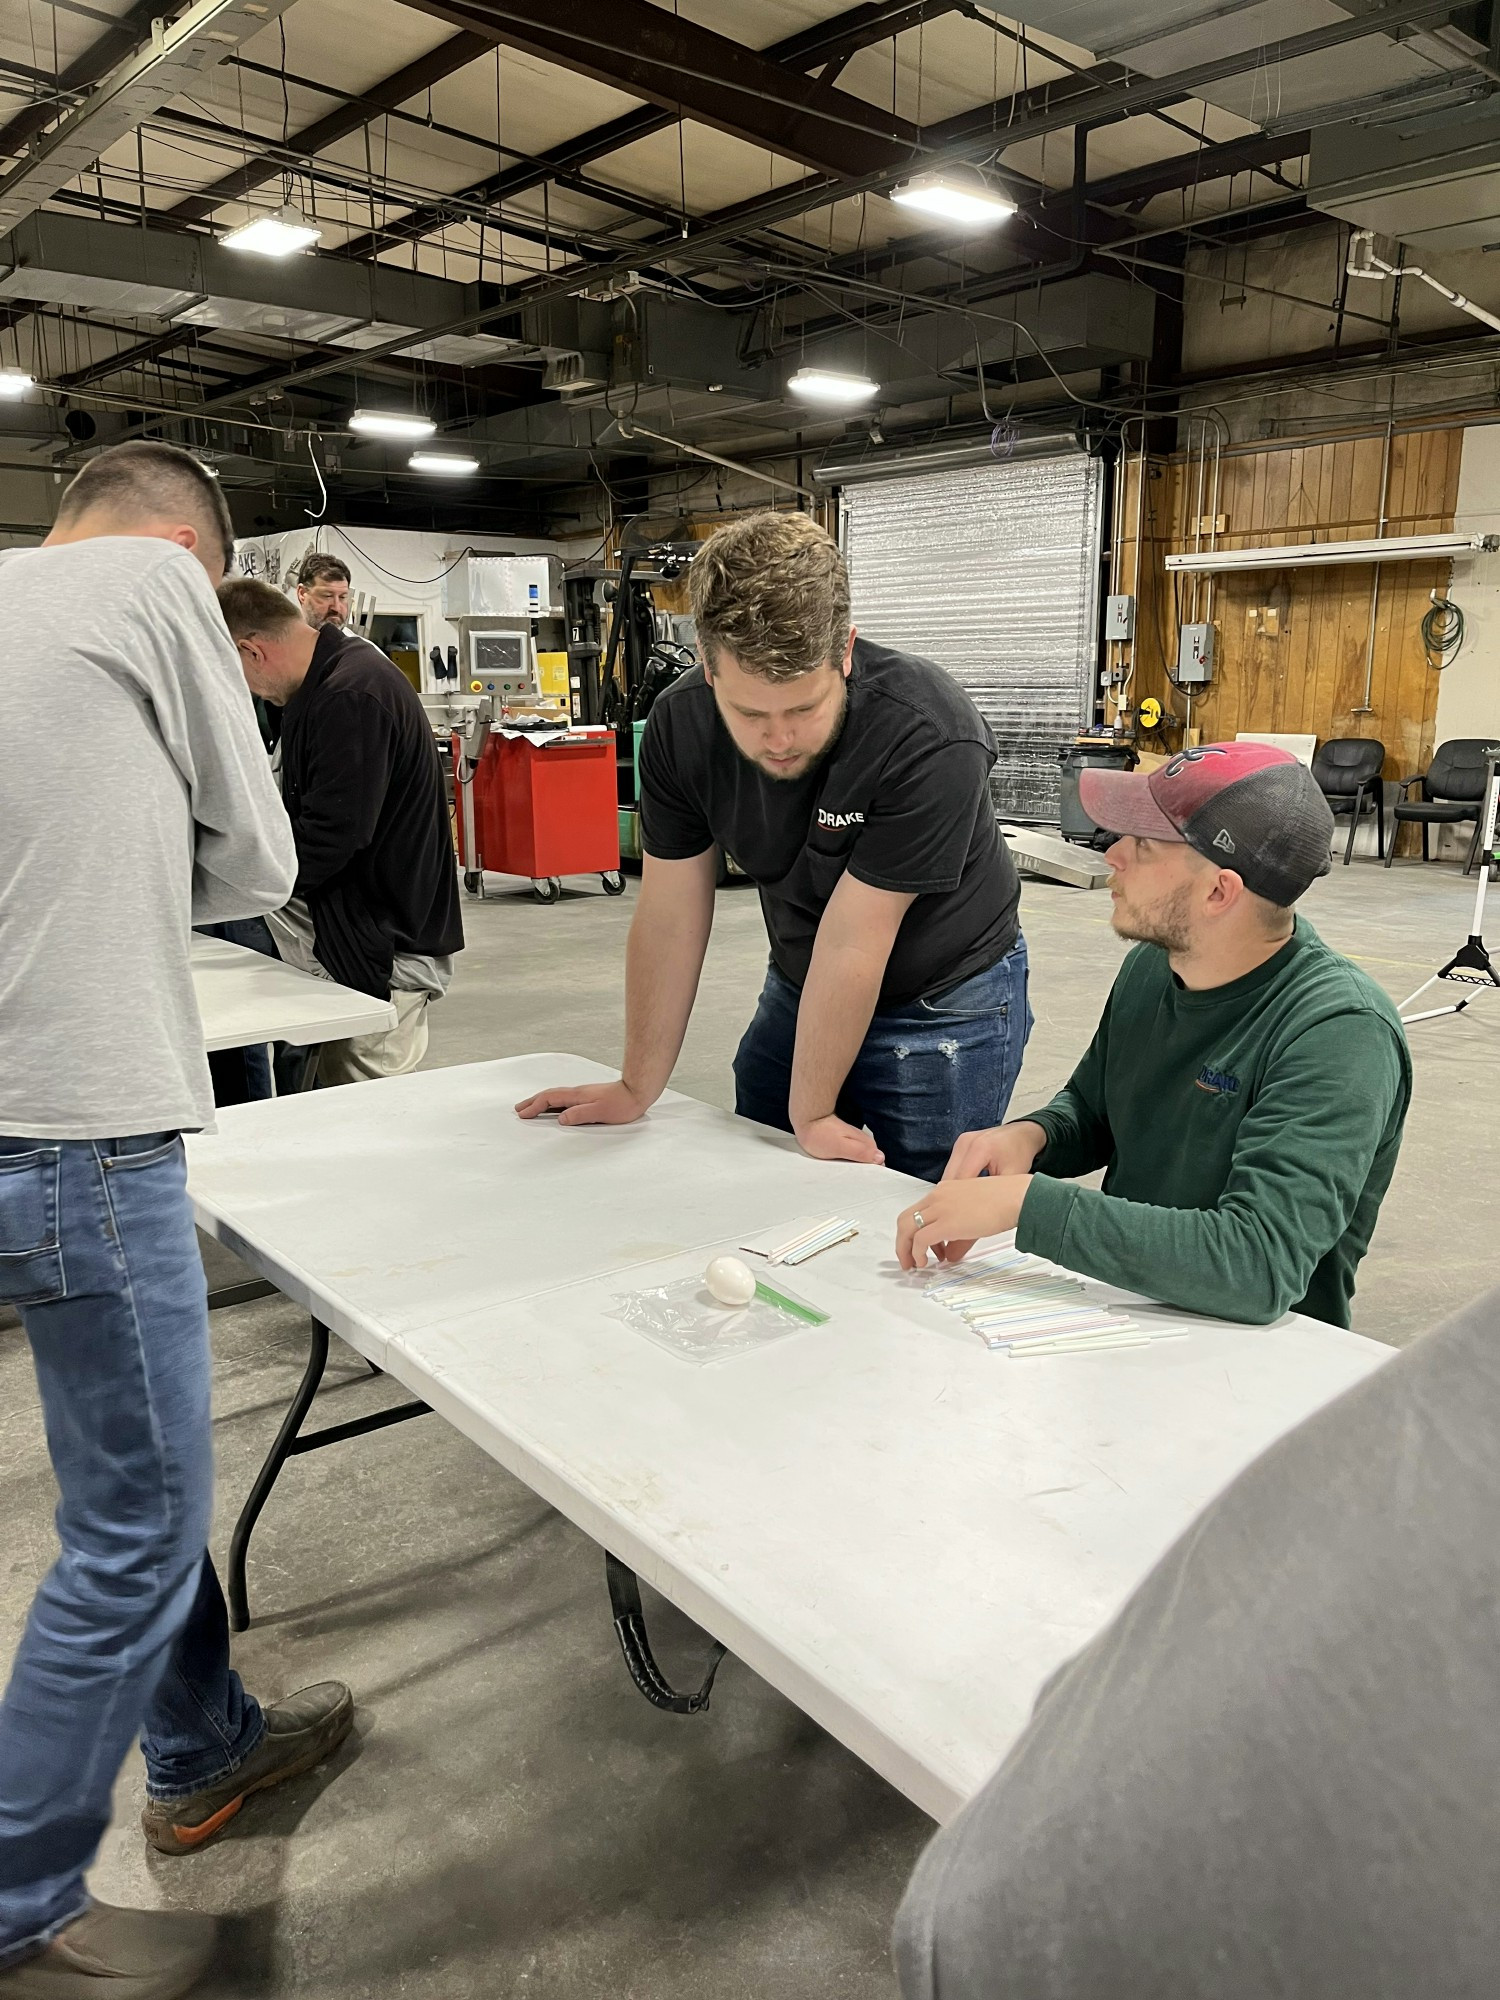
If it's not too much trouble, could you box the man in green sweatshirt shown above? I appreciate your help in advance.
[895,740,1410,1328]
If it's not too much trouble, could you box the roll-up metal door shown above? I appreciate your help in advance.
[840,451,1103,821]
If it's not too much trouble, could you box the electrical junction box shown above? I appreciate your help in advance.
[1105,593,1135,641]
[1177,622,1215,684]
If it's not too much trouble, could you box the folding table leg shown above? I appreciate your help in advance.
[207,1278,277,1311]
[228,1322,434,1630]
[229,1320,330,1632]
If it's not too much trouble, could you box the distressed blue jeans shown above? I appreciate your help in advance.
[732,935,1032,1184]
[0,1134,263,1967]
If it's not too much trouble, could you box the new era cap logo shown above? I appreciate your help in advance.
[1212,827,1236,854]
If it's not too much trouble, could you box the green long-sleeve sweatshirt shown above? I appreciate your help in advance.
[1015,919,1411,1328]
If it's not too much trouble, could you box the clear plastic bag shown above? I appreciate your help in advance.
[611,1273,818,1365]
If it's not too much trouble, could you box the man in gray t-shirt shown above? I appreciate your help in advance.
[894,1282,1500,2000]
[0,446,351,1999]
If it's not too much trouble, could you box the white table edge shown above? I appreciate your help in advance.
[383,1337,972,1822]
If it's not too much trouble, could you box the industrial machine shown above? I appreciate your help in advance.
[442,553,566,710]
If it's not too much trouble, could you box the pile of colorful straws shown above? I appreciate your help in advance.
[925,1247,1185,1358]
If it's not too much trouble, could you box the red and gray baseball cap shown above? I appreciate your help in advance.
[1080,741,1335,906]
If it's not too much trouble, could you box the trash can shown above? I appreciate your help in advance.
[1058,741,1136,844]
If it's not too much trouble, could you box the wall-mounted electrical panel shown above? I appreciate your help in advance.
[1104,593,1135,641]
[1177,622,1215,684]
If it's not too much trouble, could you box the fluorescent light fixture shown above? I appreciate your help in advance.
[409,452,480,475]
[222,205,323,257]
[349,409,437,440]
[1165,533,1500,574]
[891,169,1017,227]
[788,367,878,404]
[0,369,35,398]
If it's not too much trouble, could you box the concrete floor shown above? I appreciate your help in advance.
[2,852,1496,1996]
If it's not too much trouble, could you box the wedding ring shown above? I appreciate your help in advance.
[912,1211,925,1229]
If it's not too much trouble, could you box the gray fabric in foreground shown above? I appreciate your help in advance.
[895,1283,1500,2000]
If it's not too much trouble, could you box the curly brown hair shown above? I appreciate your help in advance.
[689,511,850,682]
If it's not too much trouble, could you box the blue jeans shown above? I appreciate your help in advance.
[733,935,1033,1184]
[196,919,276,1103]
[0,1134,263,1966]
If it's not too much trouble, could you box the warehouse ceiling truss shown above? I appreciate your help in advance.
[3,0,1500,531]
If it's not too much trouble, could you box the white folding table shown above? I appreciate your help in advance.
[191,934,397,1308]
[187,1055,1390,1822]
[191,933,397,1053]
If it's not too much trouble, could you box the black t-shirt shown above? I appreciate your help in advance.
[637,637,1021,1008]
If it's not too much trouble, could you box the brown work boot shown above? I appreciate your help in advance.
[0,1903,216,1998]
[141,1681,354,1856]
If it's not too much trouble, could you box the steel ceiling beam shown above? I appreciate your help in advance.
[224,56,688,225]
[152,109,633,264]
[791,125,1318,298]
[165,31,495,226]
[341,0,961,262]
[57,324,198,389]
[920,0,1462,152]
[1083,129,1312,211]
[394,0,921,180]
[131,0,1467,427]
[0,0,303,237]
[0,0,162,160]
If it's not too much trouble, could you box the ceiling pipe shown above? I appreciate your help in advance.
[1346,229,1500,337]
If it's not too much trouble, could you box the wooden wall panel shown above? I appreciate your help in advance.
[1129,428,1463,808]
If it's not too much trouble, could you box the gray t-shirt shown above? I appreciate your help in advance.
[0,538,296,1138]
[894,1282,1500,2000]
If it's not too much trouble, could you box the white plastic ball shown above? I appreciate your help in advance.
[705,1254,757,1307]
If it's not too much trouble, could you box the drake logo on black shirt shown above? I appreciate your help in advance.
[816,808,864,829]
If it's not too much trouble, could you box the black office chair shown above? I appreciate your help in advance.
[1313,738,1386,865]
[1386,738,1494,870]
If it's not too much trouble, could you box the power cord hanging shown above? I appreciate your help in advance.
[303,431,327,521]
[1421,594,1464,671]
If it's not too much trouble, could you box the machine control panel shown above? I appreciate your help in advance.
[467,629,537,702]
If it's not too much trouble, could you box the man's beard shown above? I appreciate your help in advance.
[1112,881,1196,952]
[739,678,849,784]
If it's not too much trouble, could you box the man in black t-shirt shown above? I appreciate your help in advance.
[517,511,1029,1181]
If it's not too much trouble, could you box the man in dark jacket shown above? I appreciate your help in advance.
[218,577,462,1082]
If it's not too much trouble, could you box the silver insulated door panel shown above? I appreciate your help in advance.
[840,454,1102,820]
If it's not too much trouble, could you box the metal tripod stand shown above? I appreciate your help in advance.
[1399,752,1500,1026]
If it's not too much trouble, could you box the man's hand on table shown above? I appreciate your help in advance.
[896,1176,1032,1269]
[514,1079,650,1126]
[892,1121,1047,1266]
[794,1112,885,1167]
[942,1120,1047,1184]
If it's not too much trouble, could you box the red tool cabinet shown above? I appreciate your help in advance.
[456,729,624,904]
